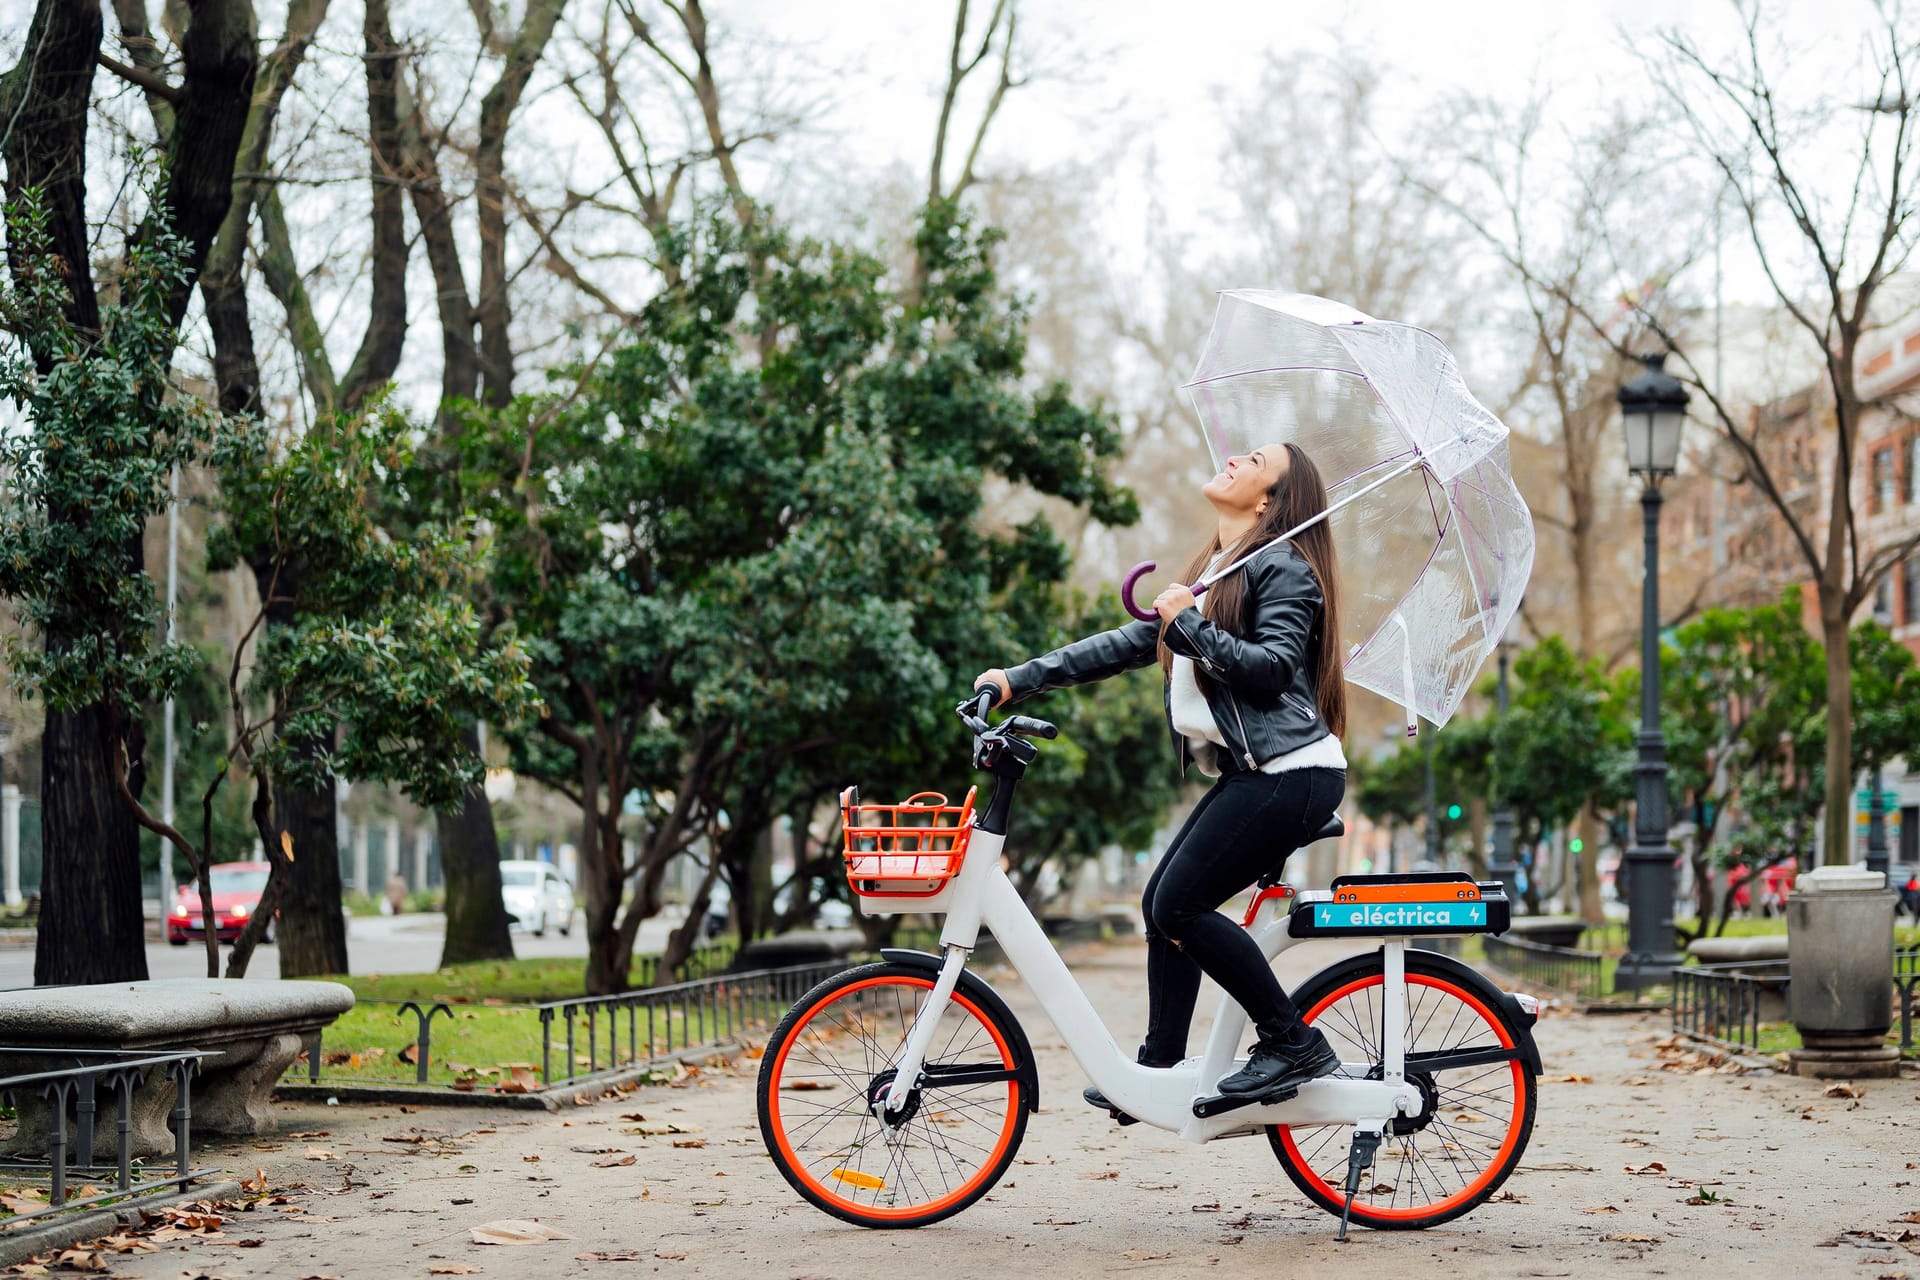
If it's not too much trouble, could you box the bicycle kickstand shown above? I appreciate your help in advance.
[1335,1128,1384,1243]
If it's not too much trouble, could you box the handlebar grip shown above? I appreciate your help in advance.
[1005,715,1058,740]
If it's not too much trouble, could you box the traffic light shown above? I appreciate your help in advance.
[1445,803,1463,821]
[1570,837,1585,854]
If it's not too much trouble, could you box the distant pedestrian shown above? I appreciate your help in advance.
[1901,873,1920,920]
[384,871,409,916]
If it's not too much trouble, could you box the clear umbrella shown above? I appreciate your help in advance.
[1121,291,1534,732]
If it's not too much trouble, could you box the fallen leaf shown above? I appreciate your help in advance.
[1490,1190,1529,1202]
[781,1080,832,1091]
[1083,1170,1119,1181]
[470,1219,571,1246]
[1825,1081,1865,1099]
[577,1252,644,1262]
[429,1267,480,1276]
[51,1250,107,1273]
[1603,1233,1661,1244]
[1549,1074,1593,1084]
[1582,1205,1621,1214]
[1625,1162,1668,1176]
[671,1138,707,1150]
[592,1155,637,1168]
[1122,1249,1173,1261]
[522,1155,541,1163]
[655,1252,687,1261]
[305,1147,336,1161]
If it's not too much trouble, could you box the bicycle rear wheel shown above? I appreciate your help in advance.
[757,962,1031,1229]
[1267,949,1536,1230]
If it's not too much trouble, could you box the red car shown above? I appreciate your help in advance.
[167,861,274,945]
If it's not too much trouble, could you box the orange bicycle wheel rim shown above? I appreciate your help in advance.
[766,976,1021,1223]
[1276,972,1526,1222]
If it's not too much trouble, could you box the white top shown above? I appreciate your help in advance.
[1166,552,1347,777]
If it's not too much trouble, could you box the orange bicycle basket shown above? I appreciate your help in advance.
[840,786,977,898]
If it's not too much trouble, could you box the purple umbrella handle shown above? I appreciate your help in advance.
[1121,560,1210,622]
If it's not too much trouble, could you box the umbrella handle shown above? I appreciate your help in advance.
[1121,560,1210,622]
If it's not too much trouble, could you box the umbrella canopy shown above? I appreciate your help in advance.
[1176,290,1533,730]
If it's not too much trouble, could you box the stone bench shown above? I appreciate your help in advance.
[0,978,353,1159]
[1684,936,1791,1022]
[1686,935,1790,965]
[1505,915,1589,950]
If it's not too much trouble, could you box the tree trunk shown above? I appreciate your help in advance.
[274,733,349,976]
[658,859,722,984]
[141,0,258,332]
[1575,806,1602,925]
[437,721,514,967]
[0,0,104,338]
[1821,604,1855,866]
[35,704,149,985]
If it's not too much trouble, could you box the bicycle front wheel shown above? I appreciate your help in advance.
[1268,949,1537,1230]
[757,962,1031,1229]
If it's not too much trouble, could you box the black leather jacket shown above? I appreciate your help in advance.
[1004,541,1334,776]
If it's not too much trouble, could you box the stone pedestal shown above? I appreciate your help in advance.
[1786,866,1900,1079]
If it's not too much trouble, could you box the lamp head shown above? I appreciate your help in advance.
[1618,352,1690,480]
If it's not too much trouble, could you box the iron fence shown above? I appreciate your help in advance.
[1669,960,1788,1055]
[296,954,843,1095]
[1482,933,1608,1000]
[0,1047,212,1226]
[1898,948,1920,1052]
[537,960,844,1089]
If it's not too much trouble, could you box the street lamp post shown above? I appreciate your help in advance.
[1488,608,1523,903]
[1615,353,1689,991]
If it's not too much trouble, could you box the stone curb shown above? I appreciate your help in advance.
[272,1037,752,1113]
[0,1179,242,1267]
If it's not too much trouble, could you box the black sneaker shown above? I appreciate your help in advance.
[1215,1028,1341,1098]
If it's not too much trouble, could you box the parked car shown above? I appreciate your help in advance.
[167,861,274,946]
[500,861,574,937]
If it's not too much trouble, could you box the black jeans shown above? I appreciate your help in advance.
[1139,766,1345,1063]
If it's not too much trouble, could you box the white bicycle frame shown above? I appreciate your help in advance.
[874,823,1424,1142]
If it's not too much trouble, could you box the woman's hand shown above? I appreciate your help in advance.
[1153,583,1198,623]
[973,669,1012,708]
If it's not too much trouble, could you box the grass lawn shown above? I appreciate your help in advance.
[305,942,756,1088]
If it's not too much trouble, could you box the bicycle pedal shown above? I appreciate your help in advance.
[1108,1108,1139,1127]
[1190,1085,1297,1119]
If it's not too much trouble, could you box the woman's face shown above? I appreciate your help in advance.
[1201,443,1289,518]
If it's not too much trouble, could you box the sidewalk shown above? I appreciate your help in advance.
[70,939,1920,1278]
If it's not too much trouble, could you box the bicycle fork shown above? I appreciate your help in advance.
[876,946,971,1120]
[1338,939,1412,1242]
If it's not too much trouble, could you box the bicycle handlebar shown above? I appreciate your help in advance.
[954,691,1057,742]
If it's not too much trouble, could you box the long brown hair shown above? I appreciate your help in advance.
[1157,442,1346,737]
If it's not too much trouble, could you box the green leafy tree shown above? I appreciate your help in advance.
[131,403,539,977]
[1659,595,1822,935]
[1489,637,1632,918]
[0,201,224,980]
[466,201,1135,994]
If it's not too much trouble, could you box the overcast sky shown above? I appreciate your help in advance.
[727,0,1898,313]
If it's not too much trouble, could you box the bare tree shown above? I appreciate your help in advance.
[1602,8,1920,867]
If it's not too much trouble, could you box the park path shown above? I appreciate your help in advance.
[86,938,1920,1279]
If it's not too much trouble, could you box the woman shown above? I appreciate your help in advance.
[974,442,1346,1105]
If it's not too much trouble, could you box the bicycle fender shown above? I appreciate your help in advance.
[1496,992,1544,1077]
[881,948,1041,1111]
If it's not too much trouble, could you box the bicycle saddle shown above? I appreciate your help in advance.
[1255,812,1344,888]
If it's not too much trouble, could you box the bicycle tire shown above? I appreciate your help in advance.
[758,961,1031,1228]
[1267,948,1537,1230]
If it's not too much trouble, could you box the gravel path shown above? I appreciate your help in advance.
[91,938,1920,1279]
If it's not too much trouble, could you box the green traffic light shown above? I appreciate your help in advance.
[1570,837,1585,853]
[1446,803,1463,821]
